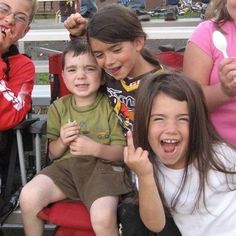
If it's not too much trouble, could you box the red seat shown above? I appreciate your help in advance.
[37,200,95,236]
[49,53,70,102]
[156,51,184,71]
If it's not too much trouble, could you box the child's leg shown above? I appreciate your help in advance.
[19,174,66,236]
[90,196,119,236]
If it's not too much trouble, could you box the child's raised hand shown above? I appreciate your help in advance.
[60,120,79,147]
[124,131,153,178]
[69,135,98,156]
[64,13,88,37]
[219,58,236,98]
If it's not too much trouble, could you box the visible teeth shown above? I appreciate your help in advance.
[1,27,6,36]
[162,139,178,144]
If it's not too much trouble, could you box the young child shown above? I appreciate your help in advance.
[19,38,132,236]
[0,0,37,131]
[64,4,181,235]
[124,71,236,235]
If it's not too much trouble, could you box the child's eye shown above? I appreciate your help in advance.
[154,118,163,122]
[179,117,189,122]
[112,47,121,53]
[84,67,97,73]
[151,116,163,122]
[68,68,76,72]
[94,53,103,59]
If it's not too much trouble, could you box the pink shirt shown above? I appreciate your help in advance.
[189,20,236,147]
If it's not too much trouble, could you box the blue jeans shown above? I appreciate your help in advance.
[80,0,97,15]
[118,0,146,10]
[166,0,179,5]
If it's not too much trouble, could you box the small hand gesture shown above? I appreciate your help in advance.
[69,134,98,157]
[64,12,87,37]
[219,58,236,98]
[60,120,79,147]
[124,131,153,178]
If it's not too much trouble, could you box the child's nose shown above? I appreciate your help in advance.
[76,69,86,79]
[4,13,15,25]
[166,121,177,133]
[104,53,115,67]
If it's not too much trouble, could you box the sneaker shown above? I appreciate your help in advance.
[135,9,151,21]
[164,5,178,21]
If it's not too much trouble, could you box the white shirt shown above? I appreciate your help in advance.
[158,144,236,236]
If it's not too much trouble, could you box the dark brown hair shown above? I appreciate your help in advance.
[62,37,93,69]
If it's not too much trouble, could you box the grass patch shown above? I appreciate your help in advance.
[152,10,200,19]
[34,13,56,19]
[36,73,49,85]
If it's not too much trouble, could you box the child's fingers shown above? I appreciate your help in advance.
[126,130,135,152]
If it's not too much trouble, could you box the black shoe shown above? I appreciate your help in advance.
[135,9,151,21]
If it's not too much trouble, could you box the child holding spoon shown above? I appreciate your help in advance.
[183,0,236,147]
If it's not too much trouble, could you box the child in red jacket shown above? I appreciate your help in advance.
[0,0,37,131]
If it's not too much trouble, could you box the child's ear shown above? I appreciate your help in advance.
[134,36,145,52]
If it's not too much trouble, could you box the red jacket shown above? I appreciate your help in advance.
[0,53,35,131]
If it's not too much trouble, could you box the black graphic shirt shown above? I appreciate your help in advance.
[105,67,163,132]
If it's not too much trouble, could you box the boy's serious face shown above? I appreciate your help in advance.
[0,0,31,53]
[62,51,103,107]
[148,92,189,170]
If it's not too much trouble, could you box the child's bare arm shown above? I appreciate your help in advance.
[124,131,166,233]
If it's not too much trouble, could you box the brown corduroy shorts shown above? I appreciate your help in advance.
[39,156,132,209]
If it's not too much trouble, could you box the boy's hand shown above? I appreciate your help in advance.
[64,13,88,37]
[219,58,236,98]
[60,120,79,147]
[69,135,98,156]
[124,131,153,177]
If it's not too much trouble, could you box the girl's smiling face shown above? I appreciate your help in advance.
[148,92,189,169]
[90,37,144,80]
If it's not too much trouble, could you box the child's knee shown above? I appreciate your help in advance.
[90,208,117,232]
[20,185,42,212]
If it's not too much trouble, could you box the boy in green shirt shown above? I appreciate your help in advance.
[20,38,132,236]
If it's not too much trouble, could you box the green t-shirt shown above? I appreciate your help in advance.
[47,92,126,160]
